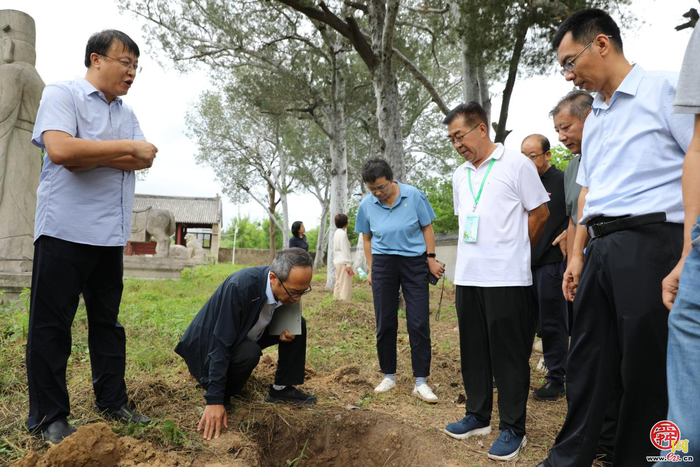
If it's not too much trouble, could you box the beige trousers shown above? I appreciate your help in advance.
[333,263,352,301]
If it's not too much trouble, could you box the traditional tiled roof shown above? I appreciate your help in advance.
[133,194,222,225]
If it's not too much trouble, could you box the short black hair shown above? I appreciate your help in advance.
[523,134,550,154]
[552,8,623,52]
[362,159,393,184]
[291,221,304,238]
[443,102,488,130]
[549,90,593,121]
[85,29,140,68]
[334,213,349,229]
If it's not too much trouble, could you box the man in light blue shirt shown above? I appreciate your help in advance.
[538,9,693,467]
[26,30,157,444]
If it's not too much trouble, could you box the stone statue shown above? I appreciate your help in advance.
[169,244,189,259]
[0,10,44,274]
[129,206,176,257]
[185,233,207,261]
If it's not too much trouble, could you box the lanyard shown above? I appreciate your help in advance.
[467,158,496,211]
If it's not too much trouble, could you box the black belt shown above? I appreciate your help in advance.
[586,212,667,239]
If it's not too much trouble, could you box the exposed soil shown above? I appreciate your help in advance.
[9,275,582,467]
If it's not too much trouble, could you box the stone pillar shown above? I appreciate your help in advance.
[210,222,221,263]
[0,10,44,296]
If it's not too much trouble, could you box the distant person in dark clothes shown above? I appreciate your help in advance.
[289,221,308,250]
[175,248,317,441]
[521,134,569,402]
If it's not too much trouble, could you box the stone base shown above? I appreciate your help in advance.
[0,271,32,302]
[123,256,204,280]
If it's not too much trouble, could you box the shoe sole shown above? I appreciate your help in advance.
[444,425,492,440]
[264,395,317,405]
[374,386,395,394]
[413,391,438,404]
[532,392,565,402]
[487,436,527,461]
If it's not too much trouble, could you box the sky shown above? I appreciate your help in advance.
[3,0,696,232]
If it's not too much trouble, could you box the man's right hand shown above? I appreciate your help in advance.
[197,404,227,440]
[562,255,584,302]
[131,140,158,164]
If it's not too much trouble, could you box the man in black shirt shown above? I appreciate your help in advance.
[521,135,569,401]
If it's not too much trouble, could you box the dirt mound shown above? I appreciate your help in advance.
[11,423,188,467]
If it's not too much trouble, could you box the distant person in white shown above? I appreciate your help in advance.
[332,213,353,301]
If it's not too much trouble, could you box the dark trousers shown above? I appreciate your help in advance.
[223,318,308,398]
[455,286,536,436]
[371,254,431,377]
[532,261,569,384]
[26,236,127,432]
[547,223,683,467]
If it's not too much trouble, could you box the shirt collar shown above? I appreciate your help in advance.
[370,181,408,207]
[265,274,283,307]
[465,143,505,171]
[592,64,644,113]
[76,77,123,105]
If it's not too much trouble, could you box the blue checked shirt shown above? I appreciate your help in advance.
[31,78,146,246]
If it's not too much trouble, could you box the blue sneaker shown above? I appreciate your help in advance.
[444,414,491,440]
[487,429,527,461]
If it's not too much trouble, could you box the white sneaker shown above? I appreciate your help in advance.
[374,378,396,393]
[413,383,438,403]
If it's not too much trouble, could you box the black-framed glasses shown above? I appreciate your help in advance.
[280,280,312,298]
[559,35,612,76]
[448,124,480,145]
[100,54,142,74]
[524,152,546,160]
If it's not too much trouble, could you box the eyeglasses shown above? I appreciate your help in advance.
[524,152,546,160]
[280,280,312,299]
[367,182,392,194]
[100,54,142,74]
[559,35,612,76]
[448,124,480,145]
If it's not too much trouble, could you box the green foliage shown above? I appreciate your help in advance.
[414,177,459,234]
[550,144,574,172]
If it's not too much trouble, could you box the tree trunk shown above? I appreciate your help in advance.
[267,184,276,262]
[368,0,405,180]
[495,19,529,144]
[325,32,349,289]
[279,152,290,249]
[315,200,329,271]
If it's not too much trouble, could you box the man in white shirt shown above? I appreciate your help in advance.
[442,102,549,461]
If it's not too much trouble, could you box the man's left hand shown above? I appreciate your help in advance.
[280,329,295,343]
[552,229,568,261]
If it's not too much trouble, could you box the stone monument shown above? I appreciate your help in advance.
[0,10,44,298]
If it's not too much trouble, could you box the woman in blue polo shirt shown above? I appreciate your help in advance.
[355,158,445,403]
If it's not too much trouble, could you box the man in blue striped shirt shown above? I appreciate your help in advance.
[27,29,157,444]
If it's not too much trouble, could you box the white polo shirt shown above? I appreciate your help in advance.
[452,144,549,287]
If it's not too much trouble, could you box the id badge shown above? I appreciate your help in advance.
[463,214,479,243]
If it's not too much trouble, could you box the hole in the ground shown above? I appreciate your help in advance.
[250,407,446,467]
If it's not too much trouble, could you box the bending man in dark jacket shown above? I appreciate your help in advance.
[175,248,316,440]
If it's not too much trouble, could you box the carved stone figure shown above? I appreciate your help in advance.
[129,206,176,257]
[185,233,206,261]
[0,10,45,274]
[169,244,189,259]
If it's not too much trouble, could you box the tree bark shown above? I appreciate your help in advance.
[494,18,529,144]
[267,184,277,262]
[279,151,290,249]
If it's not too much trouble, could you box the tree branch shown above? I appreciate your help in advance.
[392,48,449,115]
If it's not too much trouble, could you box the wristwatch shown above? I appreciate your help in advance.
[427,253,436,258]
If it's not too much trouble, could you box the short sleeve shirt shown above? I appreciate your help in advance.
[452,144,549,286]
[675,26,700,114]
[577,65,693,224]
[564,155,582,222]
[31,78,145,246]
[355,182,436,256]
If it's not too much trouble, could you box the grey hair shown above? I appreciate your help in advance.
[550,90,593,122]
[270,248,313,281]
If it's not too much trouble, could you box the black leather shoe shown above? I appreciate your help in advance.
[264,385,317,405]
[41,419,76,444]
[533,381,565,401]
[100,403,151,424]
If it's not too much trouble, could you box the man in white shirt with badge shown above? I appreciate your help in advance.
[442,102,549,461]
